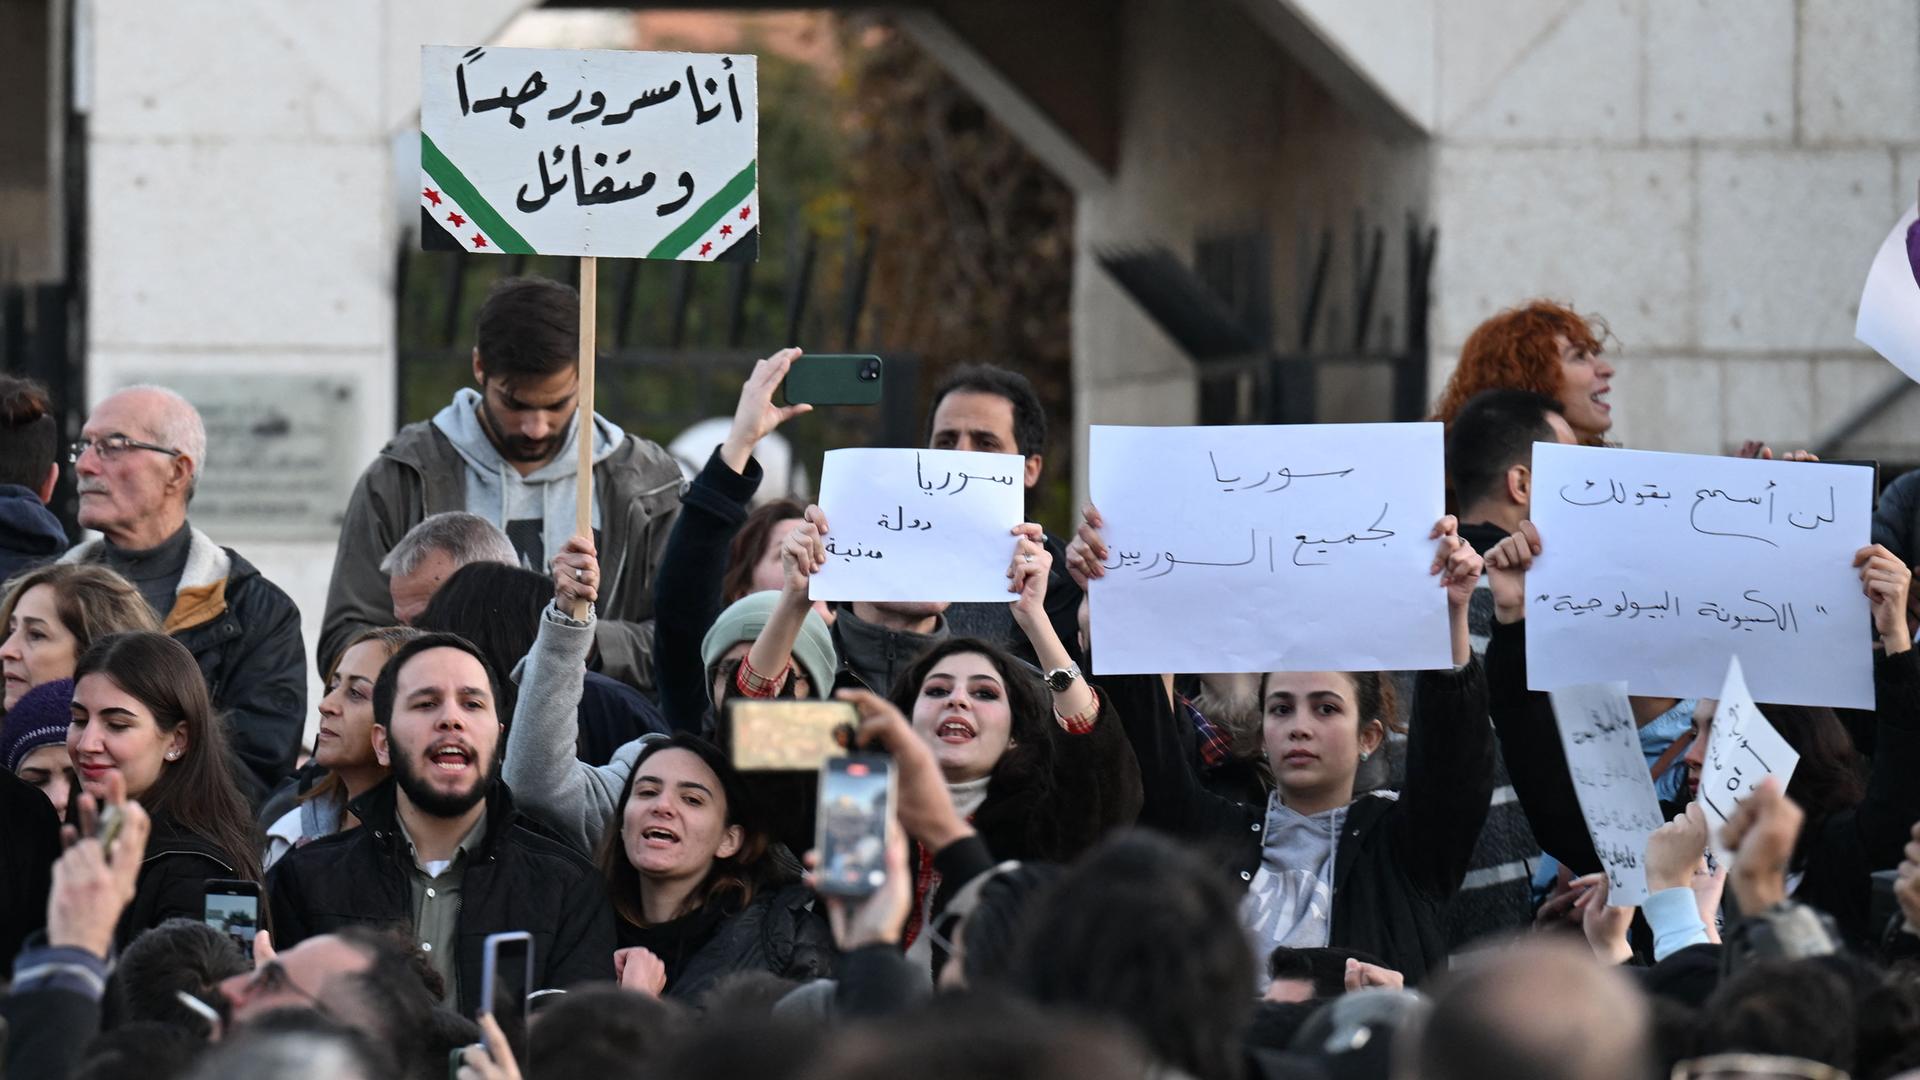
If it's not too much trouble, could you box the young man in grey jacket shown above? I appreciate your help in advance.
[319,276,683,691]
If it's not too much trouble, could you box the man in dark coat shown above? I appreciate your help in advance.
[62,386,305,807]
[269,633,614,1015]
[0,374,68,579]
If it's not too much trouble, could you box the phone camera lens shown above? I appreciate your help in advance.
[860,359,880,381]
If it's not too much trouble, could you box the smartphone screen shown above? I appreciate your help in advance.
[727,700,857,772]
[815,755,893,897]
[480,931,534,1069]
[202,879,262,960]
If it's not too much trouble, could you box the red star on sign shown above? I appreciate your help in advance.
[699,241,712,256]
[423,188,442,206]
[719,224,733,237]
[738,206,751,220]
[446,211,466,227]
[471,233,487,249]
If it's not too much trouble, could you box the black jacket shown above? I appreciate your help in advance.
[619,881,834,1002]
[652,449,763,732]
[267,780,615,1015]
[1,769,60,965]
[0,483,65,581]
[117,814,246,951]
[169,548,307,807]
[1486,618,1920,948]
[1098,659,1494,985]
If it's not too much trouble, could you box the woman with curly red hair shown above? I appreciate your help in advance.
[1431,300,1616,445]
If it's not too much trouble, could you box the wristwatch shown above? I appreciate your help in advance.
[1045,664,1081,693]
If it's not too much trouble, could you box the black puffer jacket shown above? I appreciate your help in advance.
[1098,659,1494,986]
[619,881,834,1002]
[267,780,614,1015]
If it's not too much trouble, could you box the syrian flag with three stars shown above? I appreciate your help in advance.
[683,180,758,262]
[419,183,501,253]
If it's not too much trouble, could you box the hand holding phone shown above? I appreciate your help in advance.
[480,931,534,1071]
[814,755,895,898]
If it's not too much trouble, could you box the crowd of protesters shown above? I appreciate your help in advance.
[2,282,1919,1080]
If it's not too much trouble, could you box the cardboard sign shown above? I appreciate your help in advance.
[420,45,757,260]
[809,449,1027,603]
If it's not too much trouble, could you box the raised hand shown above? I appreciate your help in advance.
[47,772,150,958]
[1896,821,1920,935]
[720,348,812,474]
[1343,959,1404,993]
[1645,803,1711,894]
[1484,521,1542,626]
[1063,504,1108,589]
[1571,872,1634,964]
[551,534,599,610]
[457,1012,525,1080]
[814,827,913,950]
[1721,776,1804,913]
[1855,544,1913,654]
[1008,523,1053,624]
[1429,515,1484,609]
[779,505,831,596]
[613,946,668,998]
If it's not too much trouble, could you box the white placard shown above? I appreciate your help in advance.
[1528,443,1874,709]
[1856,203,1920,384]
[1548,681,1667,907]
[1086,423,1450,675]
[420,46,757,260]
[1697,655,1800,866]
[808,449,1026,603]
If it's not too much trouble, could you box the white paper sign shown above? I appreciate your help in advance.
[809,449,1026,603]
[1086,423,1450,675]
[1528,443,1874,709]
[1856,203,1920,383]
[1697,655,1800,866]
[1548,681,1667,907]
[420,46,758,260]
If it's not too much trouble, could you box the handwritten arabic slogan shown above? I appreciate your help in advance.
[1548,681,1666,907]
[420,46,757,260]
[1698,656,1800,867]
[808,449,1026,604]
[1086,423,1450,676]
[1528,444,1875,709]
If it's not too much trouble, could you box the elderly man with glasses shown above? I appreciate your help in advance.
[58,385,306,806]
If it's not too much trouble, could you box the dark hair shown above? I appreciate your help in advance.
[596,733,782,927]
[1702,958,1861,1072]
[1446,389,1566,509]
[796,993,1152,1080]
[723,498,808,604]
[412,563,547,719]
[955,863,1064,988]
[72,1021,203,1080]
[1753,704,1867,830]
[73,633,261,885]
[329,926,450,1080]
[1264,945,1387,997]
[371,632,501,731]
[0,374,58,491]
[528,986,686,1078]
[926,364,1048,460]
[105,918,249,1033]
[476,276,579,381]
[1008,831,1255,1080]
[301,625,425,810]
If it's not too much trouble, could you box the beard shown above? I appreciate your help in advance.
[478,395,567,464]
[391,747,494,818]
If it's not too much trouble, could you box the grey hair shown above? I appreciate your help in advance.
[183,1031,380,1080]
[115,384,208,499]
[379,511,519,577]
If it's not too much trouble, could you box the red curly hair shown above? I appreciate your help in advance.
[1431,300,1610,443]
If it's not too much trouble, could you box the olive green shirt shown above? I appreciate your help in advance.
[397,810,488,1004]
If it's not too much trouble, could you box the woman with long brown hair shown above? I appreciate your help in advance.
[262,625,422,870]
[66,631,262,947]
[597,732,833,1001]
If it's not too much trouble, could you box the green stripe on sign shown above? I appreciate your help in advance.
[419,133,534,254]
[649,162,757,259]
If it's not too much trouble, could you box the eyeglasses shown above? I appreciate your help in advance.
[68,435,183,463]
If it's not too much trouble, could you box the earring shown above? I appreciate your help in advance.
[166,750,180,761]
[1358,750,1370,762]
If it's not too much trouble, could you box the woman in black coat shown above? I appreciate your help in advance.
[65,632,262,949]
[599,733,834,1002]
[1069,512,1493,986]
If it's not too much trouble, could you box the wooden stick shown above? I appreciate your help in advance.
[573,255,597,621]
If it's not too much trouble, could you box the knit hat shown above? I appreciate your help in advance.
[701,592,837,698]
[1,677,74,774]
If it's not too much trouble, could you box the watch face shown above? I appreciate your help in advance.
[1047,669,1073,692]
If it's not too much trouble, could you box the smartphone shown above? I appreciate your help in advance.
[480,931,534,1069]
[814,755,894,897]
[203,879,262,960]
[779,354,884,406]
[95,802,125,852]
[727,699,857,772]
